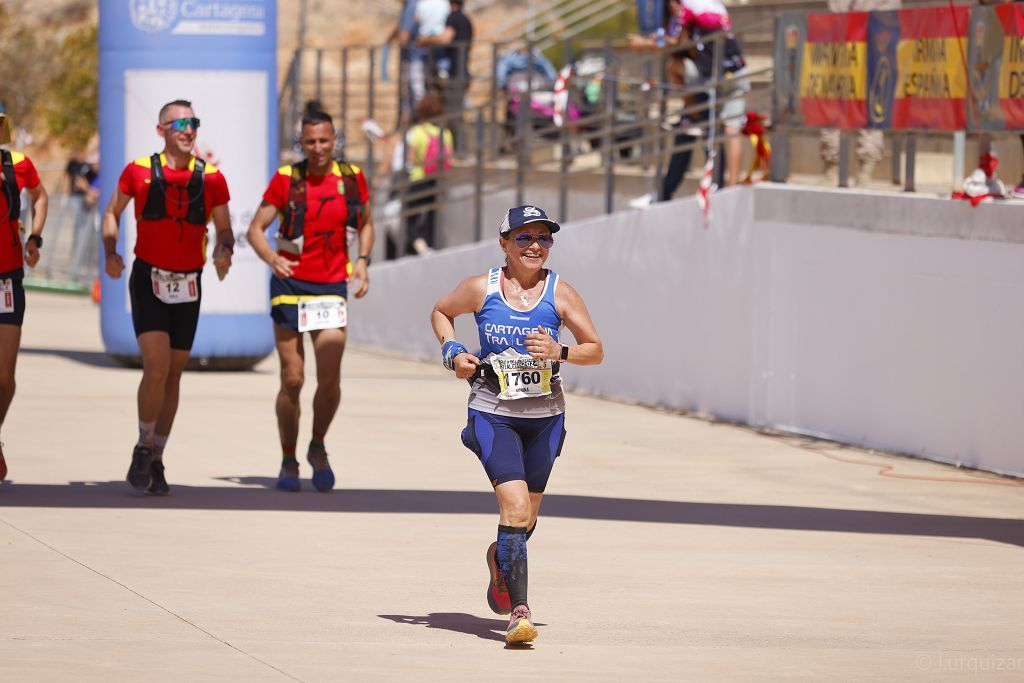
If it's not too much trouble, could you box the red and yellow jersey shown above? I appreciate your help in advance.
[118,154,230,272]
[262,161,370,283]
[0,151,41,272]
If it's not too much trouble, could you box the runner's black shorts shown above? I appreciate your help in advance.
[129,258,202,351]
[0,268,26,327]
[270,275,347,333]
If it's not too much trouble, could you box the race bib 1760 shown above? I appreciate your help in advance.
[489,349,553,401]
[298,296,347,333]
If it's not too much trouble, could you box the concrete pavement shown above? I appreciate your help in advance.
[1,291,1022,681]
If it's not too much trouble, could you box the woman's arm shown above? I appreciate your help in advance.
[555,280,604,365]
[431,274,487,379]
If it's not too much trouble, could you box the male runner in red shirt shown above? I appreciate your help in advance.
[103,99,234,495]
[247,109,374,492]
[0,108,49,482]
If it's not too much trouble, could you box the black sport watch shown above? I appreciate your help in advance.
[358,254,372,266]
[26,234,43,249]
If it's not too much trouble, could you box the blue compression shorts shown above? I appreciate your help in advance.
[461,408,567,492]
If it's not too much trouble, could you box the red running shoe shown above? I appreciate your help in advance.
[485,542,512,615]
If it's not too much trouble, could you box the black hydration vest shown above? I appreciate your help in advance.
[1,150,20,224]
[141,153,207,225]
[279,159,365,242]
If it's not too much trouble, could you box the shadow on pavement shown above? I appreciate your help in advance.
[20,346,124,369]
[378,613,510,642]
[1,479,1021,548]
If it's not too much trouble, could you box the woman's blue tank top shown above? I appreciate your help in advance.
[475,267,561,358]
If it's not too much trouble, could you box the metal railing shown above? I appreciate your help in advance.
[328,28,775,258]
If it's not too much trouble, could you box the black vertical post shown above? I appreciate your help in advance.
[654,50,667,198]
[490,42,500,158]
[368,47,376,179]
[315,49,323,104]
[560,37,572,221]
[904,134,916,192]
[708,36,721,183]
[603,38,615,214]
[290,48,302,143]
[890,134,902,186]
[769,130,789,183]
[341,48,349,150]
[838,132,850,188]
[474,109,484,242]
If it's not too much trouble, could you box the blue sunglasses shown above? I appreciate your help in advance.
[162,117,200,132]
[512,233,554,248]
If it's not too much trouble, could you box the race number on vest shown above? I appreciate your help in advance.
[298,296,347,333]
[489,348,553,401]
[151,269,199,305]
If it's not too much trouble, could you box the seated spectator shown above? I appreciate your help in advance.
[418,0,474,155]
[496,47,558,91]
[627,0,687,87]
[635,0,667,37]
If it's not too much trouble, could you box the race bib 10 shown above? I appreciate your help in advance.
[298,296,347,333]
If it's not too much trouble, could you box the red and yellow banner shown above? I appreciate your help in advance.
[995,3,1024,128]
[799,12,868,129]
[891,6,969,130]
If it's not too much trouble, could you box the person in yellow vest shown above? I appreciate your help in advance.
[0,108,49,483]
[403,92,453,255]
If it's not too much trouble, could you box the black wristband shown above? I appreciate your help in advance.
[358,254,372,266]
[560,344,569,360]
[26,234,42,249]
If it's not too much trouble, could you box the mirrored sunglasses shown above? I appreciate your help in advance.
[162,117,200,132]
[513,233,554,248]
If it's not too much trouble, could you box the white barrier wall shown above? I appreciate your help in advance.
[349,185,1024,478]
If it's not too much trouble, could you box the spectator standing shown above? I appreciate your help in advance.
[66,151,97,270]
[399,0,449,111]
[68,151,101,282]
[419,0,475,155]
[404,93,453,255]
[679,0,749,187]
[820,0,902,186]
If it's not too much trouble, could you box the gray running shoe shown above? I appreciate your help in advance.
[505,604,538,644]
[126,445,153,490]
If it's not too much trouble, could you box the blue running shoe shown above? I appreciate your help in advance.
[307,449,335,493]
[276,460,301,492]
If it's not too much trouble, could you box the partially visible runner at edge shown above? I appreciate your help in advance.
[0,108,49,483]
[103,99,235,495]
[247,109,375,493]
[430,205,604,645]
